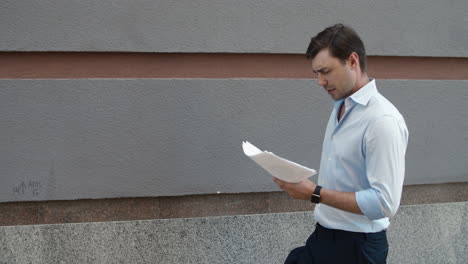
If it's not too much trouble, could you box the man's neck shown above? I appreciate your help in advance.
[349,72,370,96]
[356,72,370,90]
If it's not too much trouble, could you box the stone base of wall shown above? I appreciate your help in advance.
[1,202,467,264]
[2,183,468,226]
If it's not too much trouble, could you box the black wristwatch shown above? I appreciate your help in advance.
[310,185,322,204]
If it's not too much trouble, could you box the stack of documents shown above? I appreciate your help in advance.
[242,141,317,183]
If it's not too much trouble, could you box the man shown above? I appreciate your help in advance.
[273,24,408,264]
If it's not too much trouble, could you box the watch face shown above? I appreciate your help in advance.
[311,194,320,204]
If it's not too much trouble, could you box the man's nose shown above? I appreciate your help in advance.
[317,74,327,87]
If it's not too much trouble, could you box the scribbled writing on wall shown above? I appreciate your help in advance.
[13,181,42,197]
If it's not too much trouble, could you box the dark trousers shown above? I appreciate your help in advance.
[285,223,388,264]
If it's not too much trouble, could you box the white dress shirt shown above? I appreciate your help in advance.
[315,79,409,233]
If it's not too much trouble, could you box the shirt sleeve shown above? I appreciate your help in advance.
[356,115,408,220]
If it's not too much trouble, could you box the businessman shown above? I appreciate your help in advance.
[273,24,408,263]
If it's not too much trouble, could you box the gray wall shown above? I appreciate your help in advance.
[1,202,467,263]
[1,79,467,202]
[0,0,467,56]
[1,0,468,202]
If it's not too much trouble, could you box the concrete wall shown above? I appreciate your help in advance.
[1,79,467,202]
[1,0,467,56]
[1,0,468,203]
[1,1,467,260]
[1,202,467,263]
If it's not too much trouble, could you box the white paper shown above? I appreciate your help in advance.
[242,141,317,183]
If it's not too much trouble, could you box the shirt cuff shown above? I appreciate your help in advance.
[356,189,386,220]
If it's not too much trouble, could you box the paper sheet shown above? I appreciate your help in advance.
[242,141,317,183]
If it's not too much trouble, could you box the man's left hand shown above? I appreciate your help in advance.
[273,178,317,200]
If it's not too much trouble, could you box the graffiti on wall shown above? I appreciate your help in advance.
[13,181,42,197]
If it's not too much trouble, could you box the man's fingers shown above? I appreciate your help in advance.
[273,178,316,201]
[273,177,281,185]
[273,178,287,189]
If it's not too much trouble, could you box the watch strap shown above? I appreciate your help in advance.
[311,185,322,204]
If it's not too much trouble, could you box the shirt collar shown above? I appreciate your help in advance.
[349,79,377,106]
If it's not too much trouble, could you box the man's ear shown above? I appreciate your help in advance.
[348,52,360,70]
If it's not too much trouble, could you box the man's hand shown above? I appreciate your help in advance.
[273,178,316,201]
[273,177,364,215]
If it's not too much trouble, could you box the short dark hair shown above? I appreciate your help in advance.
[306,24,367,72]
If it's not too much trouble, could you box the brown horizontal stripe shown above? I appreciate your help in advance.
[1,182,467,226]
[1,52,467,80]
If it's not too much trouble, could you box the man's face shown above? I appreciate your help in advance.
[311,49,357,101]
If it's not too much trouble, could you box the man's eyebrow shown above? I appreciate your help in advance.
[312,67,328,74]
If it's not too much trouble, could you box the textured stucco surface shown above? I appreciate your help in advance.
[1,79,467,202]
[1,0,467,56]
[0,202,467,264]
